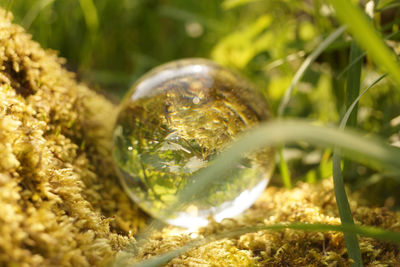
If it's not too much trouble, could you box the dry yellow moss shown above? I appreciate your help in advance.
[0,9,147,266]
[0,8,399,267]
[126,180,400,266]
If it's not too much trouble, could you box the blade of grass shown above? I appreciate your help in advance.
[336,31,399,79]
[21,0,55,29]
[332,151,362,266]
[276,26,346,190]
[329,0,400,86]
[345,42,363,127]
[128,223,400,267]
[376,0,400,11]
[337,52,367,79]
[79,0,99,34]
[332,40,364,267]
[133,119,400,241]
[333,73,387,267]
[322,2,400,261]
[341,74,387,130]
[279,146,291,188]
[175,120,400,218]
[221,0,260,9]
[277,26,346,117]
[120,119,400,265]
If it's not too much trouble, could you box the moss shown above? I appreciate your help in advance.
[127,180,400,266]
[0,8,399,267]
[0,9,147,266]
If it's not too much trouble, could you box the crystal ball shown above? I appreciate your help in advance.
[112,58,274,228]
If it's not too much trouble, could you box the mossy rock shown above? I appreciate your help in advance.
[0,9,146,266]
[0,8,399,266]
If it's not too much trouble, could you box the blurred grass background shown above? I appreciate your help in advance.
[2,0,400,206]
[4,0,337,102]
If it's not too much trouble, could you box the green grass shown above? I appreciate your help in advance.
[278,146,291,188]
[277,26,347,117]
[332,72,387,266]
[127,1,400,264]
[125,118,400,266]
[276,25,346,190]
[329,0,400,86]
[328,1,400,264]
[332,39,364,267]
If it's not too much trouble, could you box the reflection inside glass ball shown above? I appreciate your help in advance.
[113,58,274,228]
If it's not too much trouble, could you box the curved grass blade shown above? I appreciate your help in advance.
[276,26,346,189]
[79,0,99,34]
[329,0,400,86]
[336,31,399,79]
[330,8,400,265]
[175,120,400,213]
[277,26,346,117]
[144,120,400,231]
[376,1,400,11]
[117,119,400,265]
[279,146,291,188]
[337,52,366,80]
[332,151,361,267]
[222,0,260,9]
[333,73,387,266]
[345,42,363,128]
[149,120,400,241]
[21,0,55,29]
[340,74,386,130]
[332,40,364,267]
[130,223,400,267]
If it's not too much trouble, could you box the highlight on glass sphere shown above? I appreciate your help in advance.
[112,58,275,229]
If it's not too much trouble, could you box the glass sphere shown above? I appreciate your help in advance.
[112,58,274,228]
